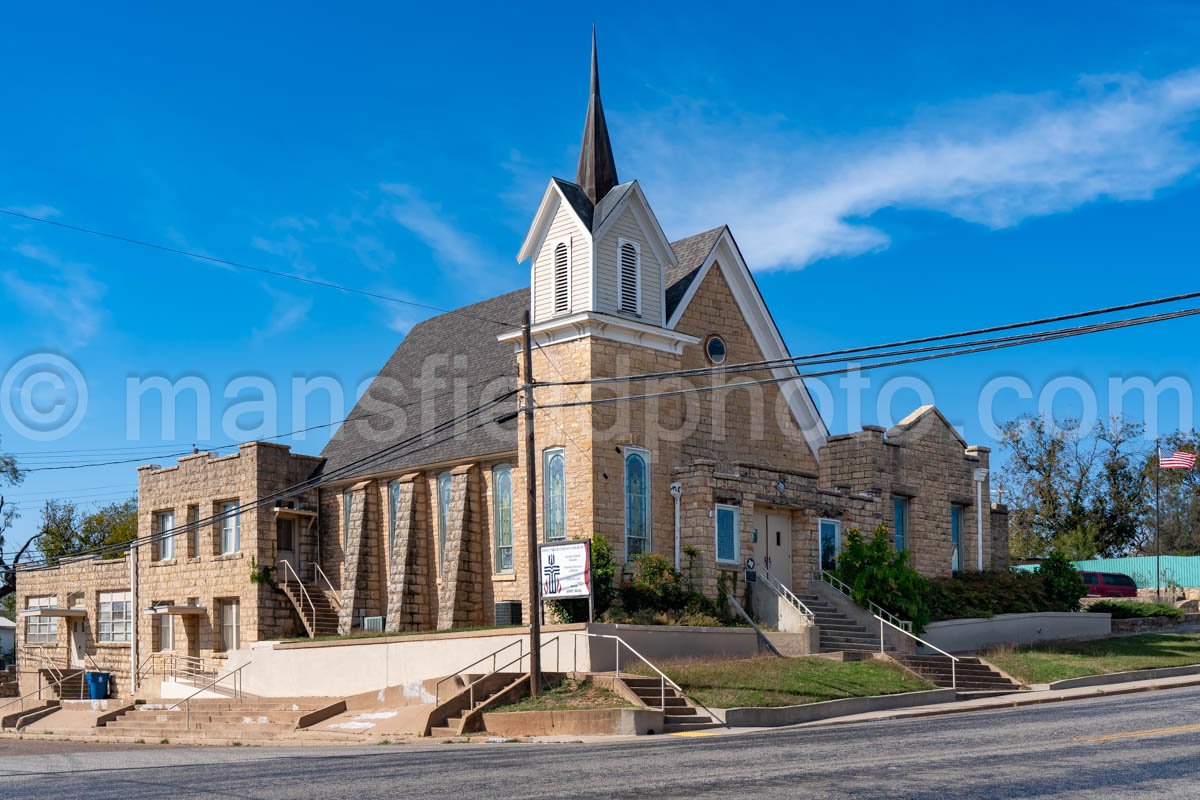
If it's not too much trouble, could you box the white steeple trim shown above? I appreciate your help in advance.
[665,229,830,458]
[497,312,700,355]
[517,179,591,264]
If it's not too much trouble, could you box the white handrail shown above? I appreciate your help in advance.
[875,615,958,689]
[572,632,724,727]
[278,559,319,637]
[815,570,913,633]
[760,569,816,623]
[434,639,525,705]
[167,661,251,730]
[310,562,342,609]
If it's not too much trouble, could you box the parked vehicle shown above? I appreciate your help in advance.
[1080,571,1138,598]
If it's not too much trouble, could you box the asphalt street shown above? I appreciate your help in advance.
[2,686,1199,799]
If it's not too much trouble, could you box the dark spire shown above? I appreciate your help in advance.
[575,27,618,205]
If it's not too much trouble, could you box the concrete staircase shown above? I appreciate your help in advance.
[620,677,717,733]
[97,698,338,741]
[278,580,340,638]
[793,593,892,654]
[890,653,1021,693]
[426,672,529,737]
[40,668,86,701]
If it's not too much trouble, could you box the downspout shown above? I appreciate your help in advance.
[130,544,139,693]
[670,483,683,571]
[973,468,988,572]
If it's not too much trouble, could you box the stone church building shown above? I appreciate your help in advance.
[16,39,1007,694]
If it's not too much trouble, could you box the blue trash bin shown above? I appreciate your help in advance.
[85,672,111,700]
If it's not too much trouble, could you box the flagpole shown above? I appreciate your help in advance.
[1155,437,1161,602]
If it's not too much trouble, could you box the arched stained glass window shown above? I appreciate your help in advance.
[438,473,452,573]
[625,448,650,557]
[493,466,514,573]
[544,449,566,541]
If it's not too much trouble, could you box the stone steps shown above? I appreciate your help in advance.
[890,653,1021,691]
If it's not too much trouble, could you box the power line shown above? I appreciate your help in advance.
[540,288,1200,388]
[0,208,517,328]
[12,391,516,572]
[531,306,1200,411]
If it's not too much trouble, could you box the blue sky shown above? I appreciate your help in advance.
[3,2,1200,552]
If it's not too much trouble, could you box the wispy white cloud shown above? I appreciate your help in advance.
[379,183,487,269]
[2,204,61,220]
[4,242,105,345]
[623,68,1200,270]
[252,284,314,339]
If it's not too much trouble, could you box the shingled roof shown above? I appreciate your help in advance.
[319,227,728,483]
[318,289,527,481]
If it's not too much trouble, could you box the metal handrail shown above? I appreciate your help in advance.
[435,639,525,705]
[455,636,561,711]
[139,652,215,684]
[167,661,251,730]
[760,569,816,623]
[310,562,342,609]
[875,615,959,689]
[278,559,319,636]
[0,667,88,715]
[815,570,913,633]
[572,632,725,728]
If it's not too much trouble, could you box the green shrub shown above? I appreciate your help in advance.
[835,525,931,634]
[1088,600,1184,620]
[925,570,1049,621]
[602,552,741,627]
[1037,550,1087,612]
[546,535,617,623]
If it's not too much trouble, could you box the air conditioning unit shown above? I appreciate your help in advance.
[362,616,385,632]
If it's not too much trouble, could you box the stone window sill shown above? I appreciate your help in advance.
[96,642,131,648]
[214,552,244,562]
[492,573,517,582]
[149,559,178,568]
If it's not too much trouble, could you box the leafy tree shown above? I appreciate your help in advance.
[835,525,931,634]
[0,435,25,602]
[1000,415,1149,559]
[37,497,138,565]
[1037,549,1087,612]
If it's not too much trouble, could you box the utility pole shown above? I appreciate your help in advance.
[521,310,541,697]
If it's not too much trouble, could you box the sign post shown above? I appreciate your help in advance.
[540,540,593,624]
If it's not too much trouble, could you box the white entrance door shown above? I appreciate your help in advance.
[69,619,86,668]
[752,511,793,587]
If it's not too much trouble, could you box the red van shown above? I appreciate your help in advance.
[1080,571,1138,598]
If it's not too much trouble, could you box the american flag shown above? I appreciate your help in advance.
[1160,450,1197,470]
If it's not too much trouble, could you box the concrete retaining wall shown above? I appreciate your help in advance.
[723,688,956,727]
[225,622,759,697]
[1111,612,1200,634]
[482,708,664,736]
[1043,664,1200,690]
[922,612,1112,653]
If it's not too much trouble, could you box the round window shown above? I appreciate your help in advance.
[705,335,727,365]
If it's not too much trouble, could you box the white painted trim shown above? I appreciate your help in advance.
[498,311,700,355]
[665,229,829,458]
[616,236,642,317]
[591,182,677,269]
[623,446,652,559]
[518,180,593,263]
[715,503,741,565]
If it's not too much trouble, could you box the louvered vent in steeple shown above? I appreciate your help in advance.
[618,240,640,314]
[553,241,570,313]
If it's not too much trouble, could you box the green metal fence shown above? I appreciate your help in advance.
[1015,555,1200,589]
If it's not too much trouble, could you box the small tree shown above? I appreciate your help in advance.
[1038,549,1087,612]
[835,525,931,634]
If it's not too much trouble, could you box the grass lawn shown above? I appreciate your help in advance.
[635,656,932,709]
[985,634,1200,685]
[489,678,635,713]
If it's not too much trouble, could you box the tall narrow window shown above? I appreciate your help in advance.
[388,480,401,555]
[553,241,570,313]
[220,600,240,651]
[219,501,240,554]
[342,490,353,550]
[618,240,640,314]
[894,496,909,552]
[157,612,175,652]
[715,504,740,565]
[544,448,566,541]
[438,473,452,572]
[493,465,514,573]
[624,448,650,557]
[951,505,963,572]
[819,518,841,572]
[156,510,176,560]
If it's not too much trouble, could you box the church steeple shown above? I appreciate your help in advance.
[575,28,618,205]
